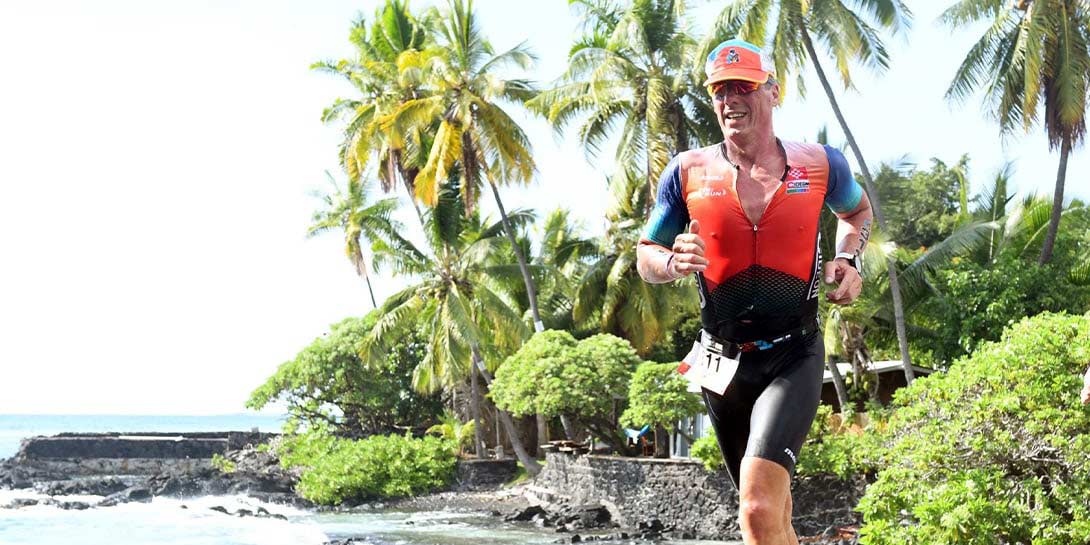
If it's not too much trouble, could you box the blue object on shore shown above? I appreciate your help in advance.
[624,425,650,440]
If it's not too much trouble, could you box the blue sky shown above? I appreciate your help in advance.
[0,1,1085,414]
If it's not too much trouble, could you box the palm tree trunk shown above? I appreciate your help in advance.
[352,249,379,309]
[1038,136,1070,265]
[362,274,378,309]
[654,424,670,458]
[487,180,545,332]
[799,24,914,384]
[559,414,577,441]
[391,150,426,228]
[470,354,484,458]
[536,414,548,458]
[826,355,850,413]
[471,344,543,476]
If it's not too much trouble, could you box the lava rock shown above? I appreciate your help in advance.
[36,477,130,497]
[505,504,548,522]
[98,486,153,507]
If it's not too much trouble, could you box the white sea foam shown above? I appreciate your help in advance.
[0,493,329,545]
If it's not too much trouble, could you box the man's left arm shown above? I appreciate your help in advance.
[825,194,872,305]
[823,145,873,305]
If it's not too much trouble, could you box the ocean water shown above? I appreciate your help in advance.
[0,413,287,459]
[0,492,568,545]
[0,491,739,545]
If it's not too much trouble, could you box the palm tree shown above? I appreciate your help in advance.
[361,181,543,475]
[707,0,919,383]
[574,168,694,355]
[529,0,718,206]
[314,0,434,224]
[386,0,546,332]
[426,410,477,457]
[307,171,399,308]
[941,0,1090,265]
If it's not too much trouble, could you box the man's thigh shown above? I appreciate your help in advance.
[744,336,824,474]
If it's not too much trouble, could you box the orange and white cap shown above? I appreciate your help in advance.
[703,39,774,86]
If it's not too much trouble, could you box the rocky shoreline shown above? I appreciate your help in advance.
[0,435,863,545]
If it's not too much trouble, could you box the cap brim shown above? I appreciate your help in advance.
[703,69,771,87]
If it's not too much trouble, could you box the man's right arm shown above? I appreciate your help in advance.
[636,158,707,283]
[637,242,679,284]
[637,228,708,283]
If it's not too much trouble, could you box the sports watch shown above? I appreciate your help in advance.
[834,252,861,277]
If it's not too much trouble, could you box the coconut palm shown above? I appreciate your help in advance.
[706,0,919,383]
[307,171,400,308]
[386,0,546,331]
[529,0,718,205]
[573,168,695,356]
[361,181,542,475]
[492,209,598,332]
[942,0,1090,265]
[314,0,434,224]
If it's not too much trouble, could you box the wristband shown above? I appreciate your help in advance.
[664,253,680,280]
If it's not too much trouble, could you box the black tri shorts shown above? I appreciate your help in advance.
[701,330,824,488]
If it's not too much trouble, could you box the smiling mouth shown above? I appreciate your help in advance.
[724,112,747,120]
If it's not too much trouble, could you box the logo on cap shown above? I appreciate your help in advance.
[725,48,740,64]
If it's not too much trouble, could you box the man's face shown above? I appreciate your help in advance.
[710,79,779,141]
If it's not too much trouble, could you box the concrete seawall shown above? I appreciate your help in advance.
[10,432,276,476]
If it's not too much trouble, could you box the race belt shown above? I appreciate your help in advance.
[703,322,819,354]
[678,323,818,395]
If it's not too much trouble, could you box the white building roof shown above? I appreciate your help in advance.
[821,360,933,384]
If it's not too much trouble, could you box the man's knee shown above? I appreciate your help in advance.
[739,496,783,539]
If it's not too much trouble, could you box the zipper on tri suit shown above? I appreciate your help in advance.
[752,223,759,265]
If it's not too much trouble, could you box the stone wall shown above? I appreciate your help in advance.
[532,452,863,540]
[453,459,519,491]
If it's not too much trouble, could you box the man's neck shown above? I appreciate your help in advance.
[723,132,781,174]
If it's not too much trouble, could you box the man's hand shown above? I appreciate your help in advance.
[669,220,708,277]
[824,259,862,305]
[1081,366,1090,405]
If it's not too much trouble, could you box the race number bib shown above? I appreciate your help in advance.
[677,333,739,395]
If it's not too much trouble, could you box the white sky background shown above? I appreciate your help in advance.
[0,1,1086,415]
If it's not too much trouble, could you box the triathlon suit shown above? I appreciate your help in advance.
[641,140,863,486]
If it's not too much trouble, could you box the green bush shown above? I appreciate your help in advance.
[795,405,886,479]
[247,313,444,436]
[856,313,1090,545]
[620,361,703,431]
[491,331,639,449]
[691,430,724,472]
[277,428,456,505]
[210,453,236,474]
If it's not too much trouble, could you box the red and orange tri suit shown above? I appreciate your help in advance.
[641,140,864,342]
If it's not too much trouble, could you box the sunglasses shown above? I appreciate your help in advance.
[707,80,762,98]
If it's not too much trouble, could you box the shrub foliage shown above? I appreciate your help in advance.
[247,314,443,435]
[857,313,1090,545]
[491,331,640,448]
[277,427,456,505]
[620,361,703,432]
[690,430,724,472]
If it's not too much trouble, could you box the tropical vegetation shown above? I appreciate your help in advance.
[857,313,1090,545]
[277,426,457,505]
[250,0,1090,524]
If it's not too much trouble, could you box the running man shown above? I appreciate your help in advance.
[636,39,873,545]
